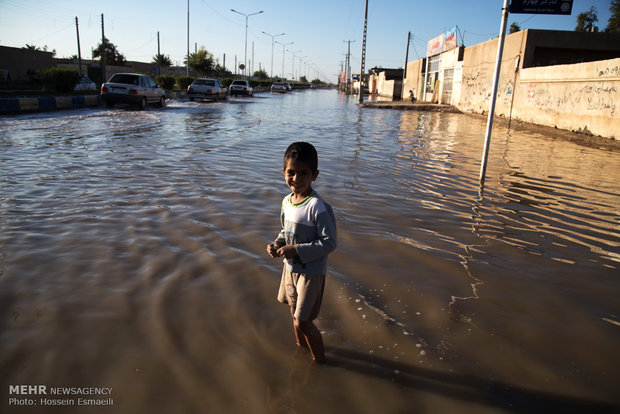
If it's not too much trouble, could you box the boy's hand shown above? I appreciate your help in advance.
[277,244,298,259]
[267,243,280,258]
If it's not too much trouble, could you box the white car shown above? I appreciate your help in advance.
[271,82,287,93]
[229,80,253,96]
[187,78,227,101]
[74,76,96,91]
[101,73,166,109]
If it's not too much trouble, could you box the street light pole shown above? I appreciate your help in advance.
[262,31,285,80]
[290,50,301,80]
[276,41,293,80]
[231,9,263,78]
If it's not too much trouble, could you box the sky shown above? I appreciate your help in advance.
[0,0,614,83]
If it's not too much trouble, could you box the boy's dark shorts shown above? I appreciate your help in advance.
[277,268,325,321]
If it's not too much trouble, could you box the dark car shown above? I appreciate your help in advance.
[101,73,166,109]
[188,78,227,101]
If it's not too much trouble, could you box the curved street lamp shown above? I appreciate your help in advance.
[275,40,294,80]
[231,9,263,78]
[289,50,301,80]
[262,31,285,80]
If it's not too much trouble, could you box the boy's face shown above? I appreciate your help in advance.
[283,159,318,199]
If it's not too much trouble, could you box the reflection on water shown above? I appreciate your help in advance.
[0,91,619,413]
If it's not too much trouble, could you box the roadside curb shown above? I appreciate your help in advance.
[0,95,102,115]
[360,101,460,112]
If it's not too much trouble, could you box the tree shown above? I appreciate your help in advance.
[299,76,308,83]
[184,47,215,75]
[509,22,521,34]
[606,0,620,32]
[152,53,172,67]
[212,63,232,78]
[253,68,268,79]
[575,6,599,32]
[92,37,126,65]
[23,44,56,56]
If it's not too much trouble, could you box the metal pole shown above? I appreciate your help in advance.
[186,0,189,77]
[276,41,293,79]
[157,31,160,77]
[101,14,106,83]
[75,17,82,76]
[282,45,286,79]
[479,0,510,185]
[422,57,429,101]
[263,32,285,80]
[244,15,248,77]
[402,31,411,100]
[359,0,368,103]
[231,10,263,79]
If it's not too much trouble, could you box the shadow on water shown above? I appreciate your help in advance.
[326,348,619,414]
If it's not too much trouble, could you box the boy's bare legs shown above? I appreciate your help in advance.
[290,307,309,348]
[297,320,325,363]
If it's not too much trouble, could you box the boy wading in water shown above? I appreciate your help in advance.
[267,142,337,363]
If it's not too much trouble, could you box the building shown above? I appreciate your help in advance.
[369,67,403,99]
[403,29,620,139]
[0,45,55,83]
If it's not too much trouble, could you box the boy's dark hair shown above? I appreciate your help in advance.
[283,142,318,172]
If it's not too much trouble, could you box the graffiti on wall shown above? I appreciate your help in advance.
[525,83,617,116]
[597,64,619,78]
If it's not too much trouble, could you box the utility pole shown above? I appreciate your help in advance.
[223,53,226,72]
[157,31,161,77]
[343,40,355,93]
[359,0,368,103]
[101,14,106,83]
[402,31,411,100]
[186,0,189,76]
[75,17,82,76]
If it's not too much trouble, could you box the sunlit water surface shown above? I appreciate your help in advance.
[1,90,619,413]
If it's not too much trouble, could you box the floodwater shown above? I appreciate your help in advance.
[1,90,619,413]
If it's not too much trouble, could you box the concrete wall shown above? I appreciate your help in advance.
[402,59,424,101]
[456,29,619,139]
[402,29,619,139]
[458,30,526,117]
[0,45,55,83]
[513,58,619,139]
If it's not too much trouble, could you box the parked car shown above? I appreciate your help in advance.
[101,73,166,109]
[271,82,287,93]
[187,78,227,101]
[229,80,253,96]
[74,76,96,91]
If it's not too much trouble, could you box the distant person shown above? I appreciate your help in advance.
[409,89,416,103]
[266,142,337,363]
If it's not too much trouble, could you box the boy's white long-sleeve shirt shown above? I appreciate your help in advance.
[274,191,337,275]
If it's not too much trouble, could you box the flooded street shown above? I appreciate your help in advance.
[1,90,619,413]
